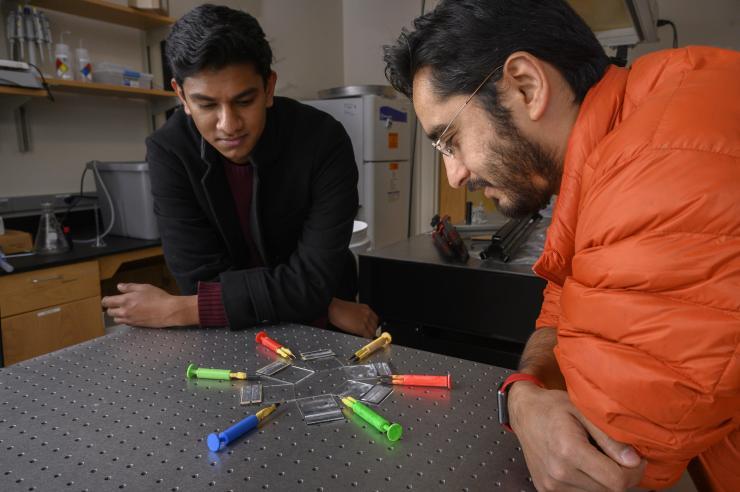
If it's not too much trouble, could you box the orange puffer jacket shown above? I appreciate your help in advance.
[533,47,740,490]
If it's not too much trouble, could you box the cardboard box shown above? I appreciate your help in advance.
[0,229,33,254]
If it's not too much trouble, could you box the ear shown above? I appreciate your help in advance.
[171,79,191,115]
[501,52,550,122]
[264,71,277,108]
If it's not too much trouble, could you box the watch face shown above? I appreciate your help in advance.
[497,387,509,427]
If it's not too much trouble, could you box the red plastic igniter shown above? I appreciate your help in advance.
[255,331,295,359]
[382,374,452,388]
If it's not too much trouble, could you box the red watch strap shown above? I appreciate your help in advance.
[498,373,545,432]
[500,373,545,393]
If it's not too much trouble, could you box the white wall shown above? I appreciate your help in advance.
[0,0,344,198]
[341,0,426,86]
[167,0,345,100]
[629,0,740,59]
[342,0,440,234]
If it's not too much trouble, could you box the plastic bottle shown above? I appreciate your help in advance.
[76,40,92,82]
[55,31,73,80]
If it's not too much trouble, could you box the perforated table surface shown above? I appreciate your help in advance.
[1,324,535,491]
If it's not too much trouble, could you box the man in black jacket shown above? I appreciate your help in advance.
[101,4,377,337]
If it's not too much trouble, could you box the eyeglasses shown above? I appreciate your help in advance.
[432,66,502,157]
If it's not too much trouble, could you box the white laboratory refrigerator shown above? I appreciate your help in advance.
[304,95,412,250]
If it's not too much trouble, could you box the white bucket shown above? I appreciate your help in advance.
[349,220,371,258]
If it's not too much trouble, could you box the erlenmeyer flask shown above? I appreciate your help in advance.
[35,202,70,255]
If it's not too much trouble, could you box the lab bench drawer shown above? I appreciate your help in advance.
[1,296,104,365]
[0,261,101,318]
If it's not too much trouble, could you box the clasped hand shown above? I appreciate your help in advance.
[510,383,646,491]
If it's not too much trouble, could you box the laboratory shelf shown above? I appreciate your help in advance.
[0,85,47,110]
[46,78,173,99]
[0,85,47,98]
[41,79,178,113]
[32,0,175,30]
[0,81,177,113]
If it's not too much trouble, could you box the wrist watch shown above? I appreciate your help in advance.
[497,373,545,432]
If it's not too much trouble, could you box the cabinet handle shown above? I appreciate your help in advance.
[31,275,63,284]
[37,307,62,317]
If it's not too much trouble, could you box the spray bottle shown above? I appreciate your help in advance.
[55,31,73,80]
[76,40,92,82]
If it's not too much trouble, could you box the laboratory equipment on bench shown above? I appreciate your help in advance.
[479,213,542,262]
[86,161,160,240]
[349,220,371,260]
[35,202,70,255]
[0,59,42,88]
[431,214,469,263]
[305,86,412,249]
[4,5,52,67]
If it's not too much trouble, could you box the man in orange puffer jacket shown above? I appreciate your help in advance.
[384,0,739,490]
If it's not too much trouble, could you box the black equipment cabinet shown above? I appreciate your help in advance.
[359,234,546,369]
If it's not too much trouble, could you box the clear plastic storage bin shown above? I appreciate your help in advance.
[93,62,153,89]
[88,161,160,240]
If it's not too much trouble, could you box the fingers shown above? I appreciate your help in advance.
[622,459,647,489]
[101,294,126,309]
[559,414,638,491]
[523,445,608,492]
[577,413,642,468]
[106,308,125,319]
[570,438,634,491]
[515,388,644,492]
[538,468,610,492]
[363,323,376,338]
[362,305,380,338]
[117,283,149,293]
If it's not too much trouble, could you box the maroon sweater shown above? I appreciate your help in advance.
[197,160,262,327]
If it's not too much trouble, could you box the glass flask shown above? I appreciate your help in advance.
[35,202,70,255]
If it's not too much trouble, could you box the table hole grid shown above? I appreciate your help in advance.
[0,324,529,490]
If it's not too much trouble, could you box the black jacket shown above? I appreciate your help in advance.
[146,97,359,329]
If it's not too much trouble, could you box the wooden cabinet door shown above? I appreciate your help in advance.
[1,296,104,365]
[0,261,100,318]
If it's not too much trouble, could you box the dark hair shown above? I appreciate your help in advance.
[165,4,273,86]
[384,0,609,105]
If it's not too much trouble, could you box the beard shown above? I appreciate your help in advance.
[470,116,561,218]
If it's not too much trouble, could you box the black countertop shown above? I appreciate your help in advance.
[1,235,161,275]
[359,216,550,278]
